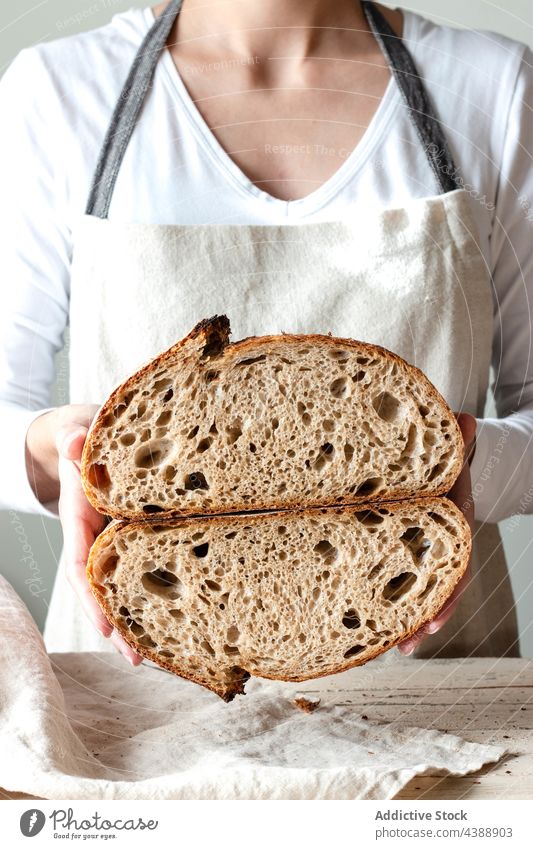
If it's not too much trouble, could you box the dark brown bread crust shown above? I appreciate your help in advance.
[86,497,471,702]
[81,315,465,519]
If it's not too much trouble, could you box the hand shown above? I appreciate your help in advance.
[26,406,143,666]
[396,412,476,655]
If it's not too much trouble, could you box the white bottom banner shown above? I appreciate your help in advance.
[1,800,531,848]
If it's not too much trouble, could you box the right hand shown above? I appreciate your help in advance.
[26,405,143,666]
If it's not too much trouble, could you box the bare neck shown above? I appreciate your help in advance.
[151,0,403,61]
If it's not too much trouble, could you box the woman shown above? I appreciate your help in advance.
[1,0,530,665]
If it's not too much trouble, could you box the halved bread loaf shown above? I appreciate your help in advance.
[81,316,464,519]
[87,499,471,702]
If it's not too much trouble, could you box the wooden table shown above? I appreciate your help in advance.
[1,657,531,800]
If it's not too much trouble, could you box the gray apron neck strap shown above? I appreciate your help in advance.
[86,0,460,218]
[362,2,460,194]
[85,0,183,218]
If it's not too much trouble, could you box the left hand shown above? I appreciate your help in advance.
[396,412,477,655]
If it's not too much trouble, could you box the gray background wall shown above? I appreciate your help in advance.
[1,0,532,655]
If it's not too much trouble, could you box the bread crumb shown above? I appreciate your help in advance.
[292,696,321,713]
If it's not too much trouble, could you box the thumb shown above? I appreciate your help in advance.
[56,425,89,462]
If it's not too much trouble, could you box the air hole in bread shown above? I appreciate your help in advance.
[366,619,378,631]
[163,465,177,483]
[141,568,183,599]
[226,625,240,643]
[187,425,199,440]
[137,634,157,649]
[353,478,384,497]
[428,511,447,526]
[354,509,384,526]
[226,420,242,444]
[427,462,445,481]
[98,554,119,581]
[134,440,172,469]
[205,579,220,592]
[400,423,419,458]
[87,462,111,491]
[343,443,354,462]
[119,605,130,617]
[152,378,172,392]
[353,370,366,383]
[400,527,431,560]
[313,540,338,565]
[142,504,165,514]
[159,650,174,658]
[423,430,438,447]
[155,411,172,427]
[193,542,209,558]
[313,442,334,472]
[163,388,174,402]
[417,574,438,602]
[342,609,361,629]
[129,620,145,636]
[297,401,311,425]
[344,644,365,658]
[372,391,402,423]
[237,355,267,366]
[196,437,213,453]
[382,571,417,602]
[431,538,448,559]
[201,640,216,657]
[329,349,350,362]
[184,471,209,491]
[330,377,348,399]
[205,371,220,383]
[169,609,186,622]
[323,419,335,433]
[119,433,136,446]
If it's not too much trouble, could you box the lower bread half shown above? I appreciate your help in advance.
[87,497,471,701]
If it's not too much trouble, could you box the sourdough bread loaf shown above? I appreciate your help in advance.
[81,316,464,519]
[82,317,470,700]
[87,499,471,702]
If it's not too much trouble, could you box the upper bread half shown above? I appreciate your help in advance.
[81,316,464,520]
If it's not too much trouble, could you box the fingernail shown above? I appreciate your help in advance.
[400,644,415,655]
[424,622,440,634]
[98,626,112,638]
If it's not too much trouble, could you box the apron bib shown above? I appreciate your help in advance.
[44,0,520,659]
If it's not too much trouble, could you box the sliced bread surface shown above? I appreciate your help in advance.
[87,498,471,701]
[81,316,464,519]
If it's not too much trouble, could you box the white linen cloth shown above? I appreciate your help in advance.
[0,576,510,800]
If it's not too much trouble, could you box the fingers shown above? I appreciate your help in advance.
[56,425,88,467]
[454,411,477,453]
[397,565,471,654]
[110,629,143,666]
[58,456,111,636]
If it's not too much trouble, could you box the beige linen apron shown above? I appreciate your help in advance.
[43,0,520,659]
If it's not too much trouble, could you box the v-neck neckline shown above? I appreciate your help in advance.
[143,6,413,217]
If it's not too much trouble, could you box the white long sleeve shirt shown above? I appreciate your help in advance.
[1,5,532,523]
